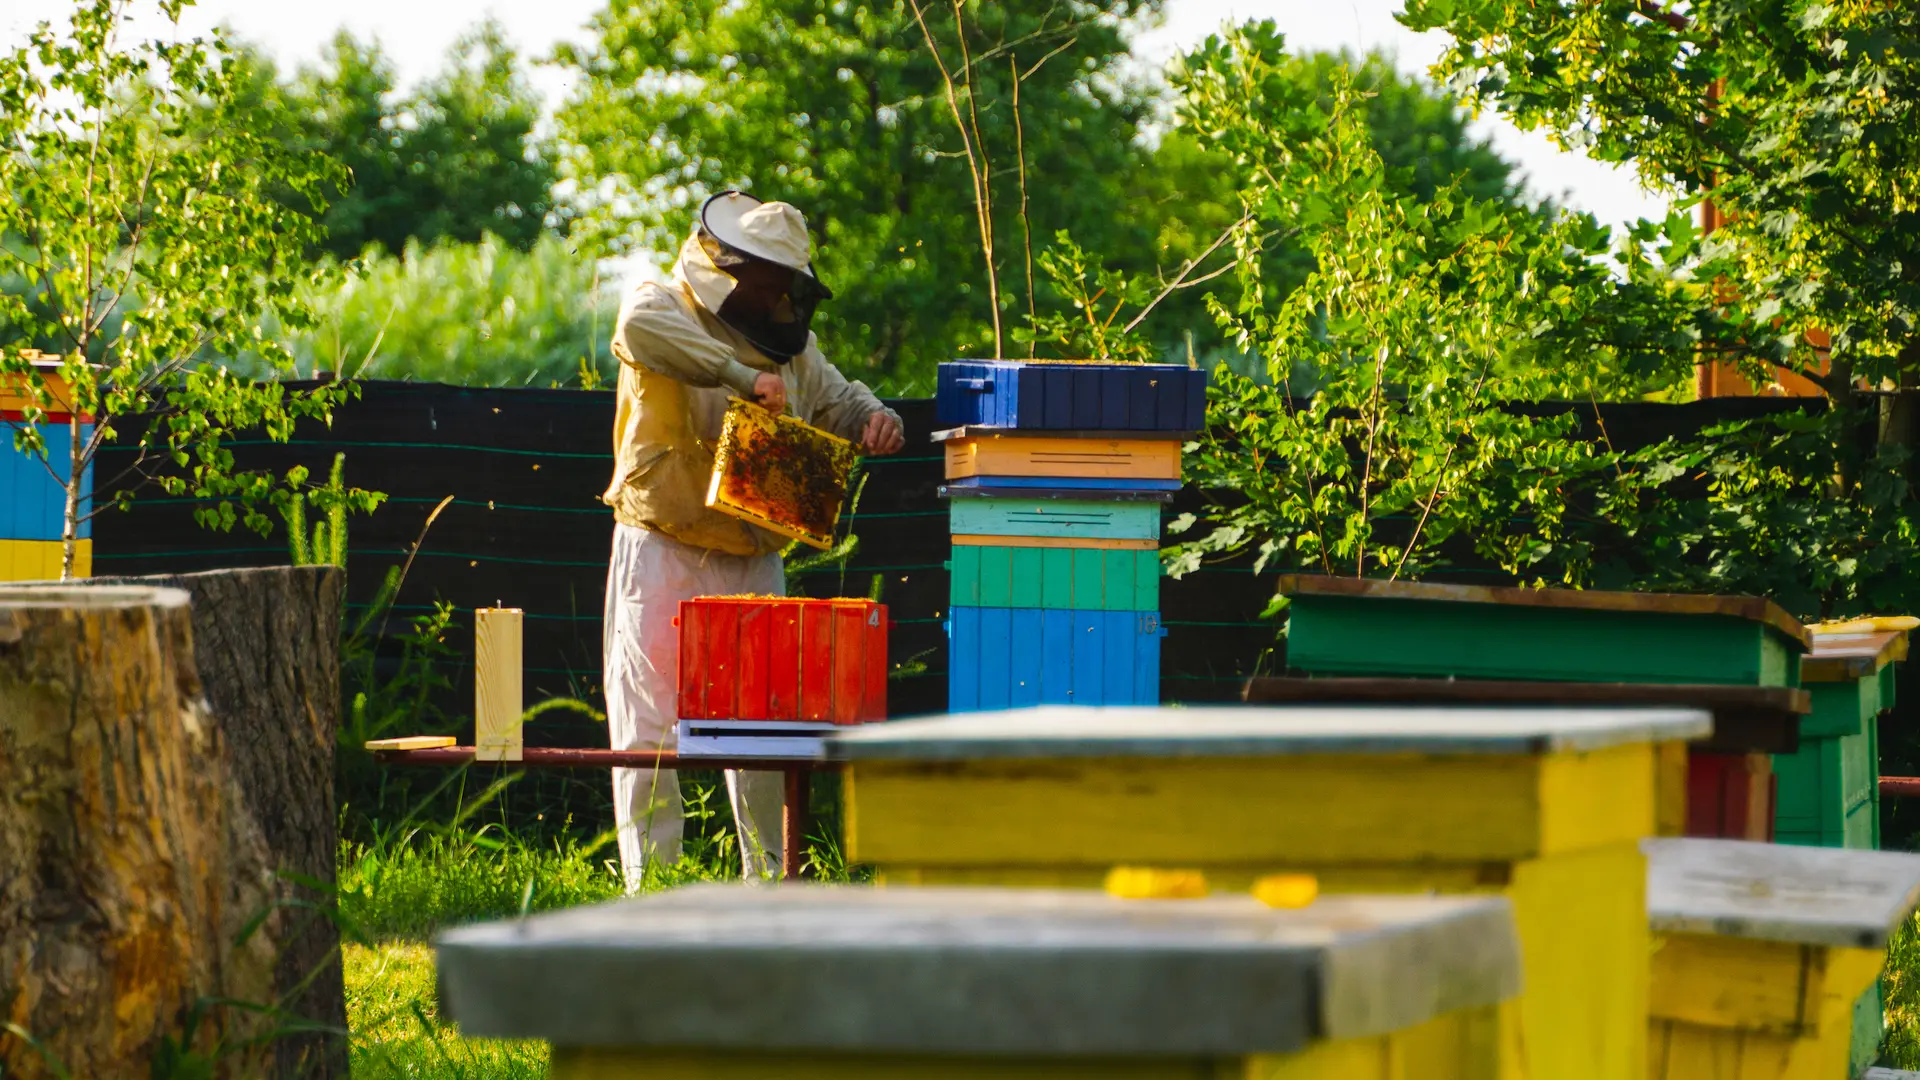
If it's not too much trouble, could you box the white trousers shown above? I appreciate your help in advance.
[603,523,786,887]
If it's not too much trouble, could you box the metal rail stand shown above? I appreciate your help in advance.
[370,742,839,881]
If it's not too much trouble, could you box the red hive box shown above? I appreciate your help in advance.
[677,597,888,724]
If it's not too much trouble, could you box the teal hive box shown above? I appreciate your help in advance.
[1776,626,1908,1077]
[1777,628,1905,849]
[1277,575,1809,688]
[949,497,1160,542]
[949,546,1159,611]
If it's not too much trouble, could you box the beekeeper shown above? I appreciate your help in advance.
[601,190,904,886]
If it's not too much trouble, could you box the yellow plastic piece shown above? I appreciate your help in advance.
[1253,874,1319,909]
[1102,866,1208,900]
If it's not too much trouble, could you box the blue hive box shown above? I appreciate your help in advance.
[947,607,1164,710]
[936,361,1207,432]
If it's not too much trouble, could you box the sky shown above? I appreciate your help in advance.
[3,0,1669,229]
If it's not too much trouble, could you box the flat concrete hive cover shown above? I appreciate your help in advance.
[1646,838,1920,949]
[827,705,1712,762]
[436,885,1520,1057]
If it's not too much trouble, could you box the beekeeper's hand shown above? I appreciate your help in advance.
[860,411,905,455]
[752,372,786,414]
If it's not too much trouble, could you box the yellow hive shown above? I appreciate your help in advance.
[436,884,1523,1080]
[1642,837,1920,1079]
[830,704,1712,1080]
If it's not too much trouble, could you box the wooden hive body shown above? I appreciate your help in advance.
[949,546,1160,611]
[947,608,1164,710]
[436,884,1521,1080]
[1278,574,1814,843]
[1644,837,1920,1080]
[1,360,92,580]
[833,704,1714,1080]
[935,360,1206,432]
[677,597,887,724]
[942,434,1182,481]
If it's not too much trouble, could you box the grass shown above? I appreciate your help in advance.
[347,941,546,1079]
[337,799,1920,1075]
[1884,914,1920,1068]
[336,771,865,1078]
[337,827,629,942]
[340,826,742,1078]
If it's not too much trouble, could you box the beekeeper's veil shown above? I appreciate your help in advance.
[675,190,834,363]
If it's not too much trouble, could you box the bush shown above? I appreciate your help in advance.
[274,233,619,388]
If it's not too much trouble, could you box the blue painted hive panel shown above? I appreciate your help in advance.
[936,361,1207,432]
[0,423,93,541]
[947,607,1165,710]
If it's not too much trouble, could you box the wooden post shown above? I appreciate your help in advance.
[782,767,811,881]
[476,607,523,762]
[0,585,278,1079]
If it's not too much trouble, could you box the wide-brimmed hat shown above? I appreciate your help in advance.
[700,191,825,285]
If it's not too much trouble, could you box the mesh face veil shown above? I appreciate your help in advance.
[695,225,833,364]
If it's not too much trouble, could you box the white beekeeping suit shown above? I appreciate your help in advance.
[600,191,903,886]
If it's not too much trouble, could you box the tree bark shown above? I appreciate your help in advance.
[0,585,278,1080]
[83,567,348,1080]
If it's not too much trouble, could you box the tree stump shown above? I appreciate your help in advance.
[0,585,277,1080]
[84,567,348,1079]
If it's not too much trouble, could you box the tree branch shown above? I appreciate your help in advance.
[909,0,1002,357]
[1122,210,1257,335]
[1011,55,1035,357]
[951,0,1002,358]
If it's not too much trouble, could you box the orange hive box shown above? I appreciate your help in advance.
[706,398,858,550]
[676,596,887,724]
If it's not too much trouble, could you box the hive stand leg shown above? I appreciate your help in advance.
[783,768,812,881]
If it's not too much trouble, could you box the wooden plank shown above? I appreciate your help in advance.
[1645,942,1884,1080]
[931,426,1194,442]
[1009,609,1042,708]
[843,746,1659,865]
[678,600,710,719]
[799,602,834,721]
[942,483,1175,502]
[1275,574,1811,649]
[770,603,802,719]
[1286,593,1801,688]
[949,498,1161,541]
[1648,933,1815,1033]
[1803,629,1909,682]
[951,534,1157,551]
[438,885,1518,1058]
[1241,677,1807,754]
[933,361,1207,431]
[978,607,1012,711]
[474,607,523,762]
[861,602,888,722]
[829,705,1711,763]
[1685,752,1775,840]
[737,601,771,721]
[364,735,458,751]
[1644,836,1920,948]
[943,436,1182,481]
